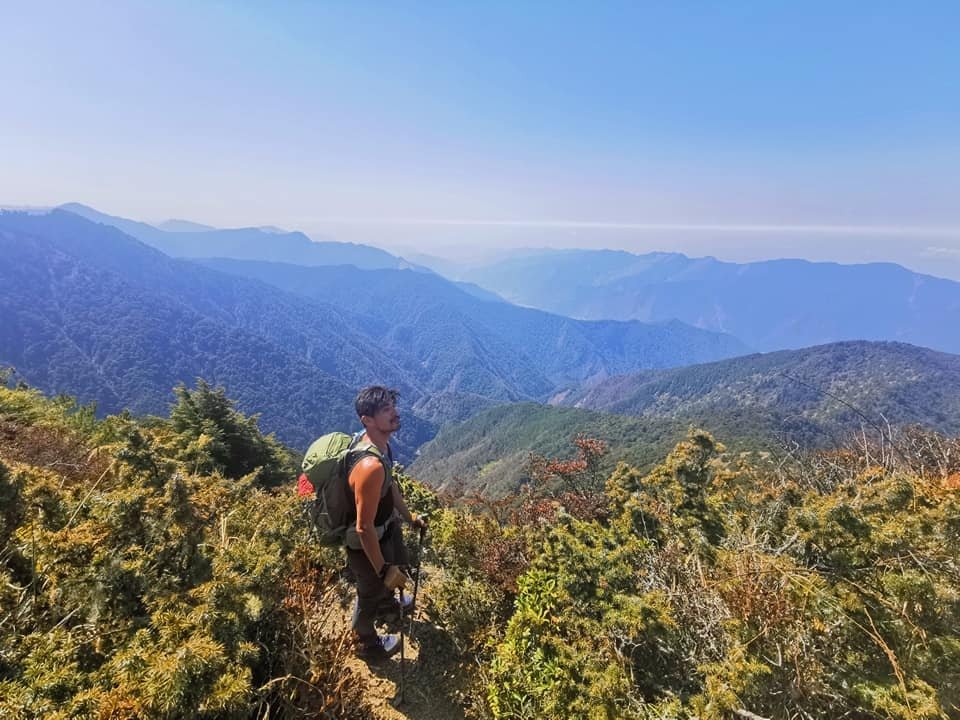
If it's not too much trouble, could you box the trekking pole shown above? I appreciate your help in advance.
[410,524,426,639]
[392,586,406,707]
[392,526,424,708]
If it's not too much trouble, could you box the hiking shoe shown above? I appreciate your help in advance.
[357,634,402,662]
[376,591,415,623]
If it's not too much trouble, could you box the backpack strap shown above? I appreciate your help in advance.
[346,436,393,496]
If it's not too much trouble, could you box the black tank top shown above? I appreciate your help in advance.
[345,440,395,527]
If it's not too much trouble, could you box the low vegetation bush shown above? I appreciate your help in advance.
[0,380,372,719]
[477,431,960,719]
[3,377,958,720]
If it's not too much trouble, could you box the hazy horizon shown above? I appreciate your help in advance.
[299,218,960,280]
[5,199,960,281]
[3,2,959,278]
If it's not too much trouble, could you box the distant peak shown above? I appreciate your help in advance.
[157,219,217,233]
[58,202,97,213]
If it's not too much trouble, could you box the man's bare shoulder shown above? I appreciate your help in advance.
[349,455,386,486]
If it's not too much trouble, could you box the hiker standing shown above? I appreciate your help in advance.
[345,386,427,661]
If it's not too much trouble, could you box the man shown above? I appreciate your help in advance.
[345,386,427,661]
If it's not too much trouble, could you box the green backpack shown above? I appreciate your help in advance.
[298,432,390,546]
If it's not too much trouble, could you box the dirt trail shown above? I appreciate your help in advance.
[322,575,467,720]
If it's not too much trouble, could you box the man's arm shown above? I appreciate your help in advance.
[349,456,386,573]
[391,483,427,528]
[391,482,414,523]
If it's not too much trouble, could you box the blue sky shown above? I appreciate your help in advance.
[2,1,959,275]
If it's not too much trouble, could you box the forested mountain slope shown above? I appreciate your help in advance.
[557,341,960,441]
[198,258,749,387]
[0,210,436,452]
[413,341,960,496]
[460,248,960,353]
[1,211,745,452]
[409,403,691,497]
[0,211,550,435]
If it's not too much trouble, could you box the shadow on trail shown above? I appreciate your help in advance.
[361,618,466,720]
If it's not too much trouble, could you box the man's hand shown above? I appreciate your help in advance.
[410,513,429,530]
[380,564,412,591]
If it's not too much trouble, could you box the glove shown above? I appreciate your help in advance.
[380,563,412,592]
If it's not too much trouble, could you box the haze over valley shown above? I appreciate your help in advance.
[2,203,957,468]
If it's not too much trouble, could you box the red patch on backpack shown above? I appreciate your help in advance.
[297,473,315,497]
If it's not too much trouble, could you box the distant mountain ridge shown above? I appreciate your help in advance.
[459,248,960,354]
[0,210,437,455]
[557,340,960,444]
[197,257,750,388]
[58,202,412,270]
[412,340,960,495]
[1,210,748,453]
[156,218,218,232]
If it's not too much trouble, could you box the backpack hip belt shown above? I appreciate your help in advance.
[343,511,399,551]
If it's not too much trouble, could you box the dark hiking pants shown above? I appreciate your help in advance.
[346,523,409,645]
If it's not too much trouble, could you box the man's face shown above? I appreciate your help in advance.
[366,401,401,433]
